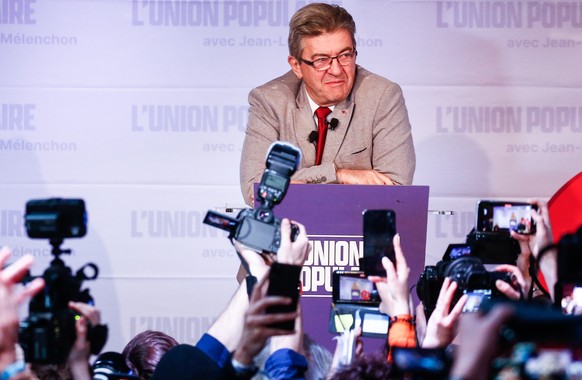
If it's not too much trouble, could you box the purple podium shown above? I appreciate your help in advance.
[260,184,430,352]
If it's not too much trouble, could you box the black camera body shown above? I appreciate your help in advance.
[233,207,298,254]
[19,198,106,364]
[417,256,514,319]
[204,142,301,254]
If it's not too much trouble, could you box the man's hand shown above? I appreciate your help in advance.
[450,304,515,380]
[67,301,102,366]
[422,278,467,349]
[277,219,311,266]
[234,241,272,281]
[369,234,411,316]
[510,199,556,300]
[69,301,101,326]
[494,265,528,300]
[0,247,45,368]
[336,169,394,185]
[233,271,297,365]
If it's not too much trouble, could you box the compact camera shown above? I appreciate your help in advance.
[203,142,301,254]
[417,255,514,319]
[19,198,107,364]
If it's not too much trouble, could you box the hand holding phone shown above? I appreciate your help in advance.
[476,201,538,235]
[266,262,302,331]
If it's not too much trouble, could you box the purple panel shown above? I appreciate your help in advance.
[256,184,430,352]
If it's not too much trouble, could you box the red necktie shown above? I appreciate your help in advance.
[314,107,331,165]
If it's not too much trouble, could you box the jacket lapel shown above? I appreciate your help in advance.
[291,81,356,166]
[292,84,317,165]
[324,100,354,162]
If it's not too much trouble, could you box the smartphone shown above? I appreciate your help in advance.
[476,201,537,235]
[392,347,448,375]
[332,270,380,305]
[361,209,397,276]
[266,262,302,331]
[462,289,492,313]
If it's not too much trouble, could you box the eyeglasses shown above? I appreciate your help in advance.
[300,50,357,71]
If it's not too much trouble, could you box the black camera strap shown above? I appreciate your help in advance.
[528,249,553,300]
[231,238,257,298]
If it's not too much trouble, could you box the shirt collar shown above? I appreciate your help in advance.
[305,90,335,115]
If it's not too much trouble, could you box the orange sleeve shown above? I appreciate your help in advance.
[386,314,416,362]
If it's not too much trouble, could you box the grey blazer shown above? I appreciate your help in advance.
[240,66,416,205]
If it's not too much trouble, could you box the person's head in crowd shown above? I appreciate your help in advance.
[287,3,357,107]
[122,330,179,380]
[31,365,71,380]
[329,352,396,380]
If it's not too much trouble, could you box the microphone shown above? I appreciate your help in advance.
[308,131,318,144]
[328,118,339,131]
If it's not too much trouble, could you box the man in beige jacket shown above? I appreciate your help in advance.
[240,3,415,206]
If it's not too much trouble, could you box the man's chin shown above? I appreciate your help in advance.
[319,88,348,102]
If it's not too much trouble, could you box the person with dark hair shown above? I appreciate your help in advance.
[240,2,415,205]
[122,330,178,380]
[328,353,395,380]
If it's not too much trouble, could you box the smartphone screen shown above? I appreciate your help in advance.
[361,209,396,276]
[392,347,448,375]
[332,271,379,305]
[361,312,389,336]
[202,210,238,232]
[266,262,302,331]
[476,201,537,235]
[462,289,492,313]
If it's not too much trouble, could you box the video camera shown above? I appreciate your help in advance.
[19,198,107,364]
[203,142,301,254]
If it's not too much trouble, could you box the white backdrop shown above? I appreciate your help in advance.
[1,0,581,353]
